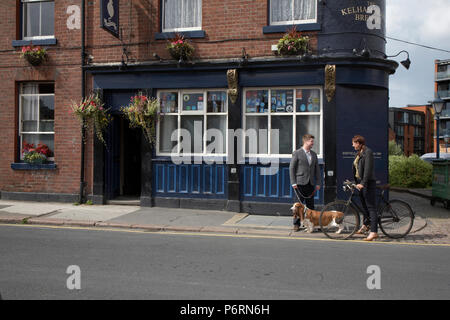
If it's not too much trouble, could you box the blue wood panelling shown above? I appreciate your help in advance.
[241,163,324,204]
[153,162,227,199]
[155,164,165,193]
[191,165,201,194]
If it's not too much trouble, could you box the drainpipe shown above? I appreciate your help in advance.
[79,0,86,203]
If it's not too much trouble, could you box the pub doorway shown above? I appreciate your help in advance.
[105,115,141,201]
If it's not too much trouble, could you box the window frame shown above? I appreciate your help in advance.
[18,82,55,162]
[156,89,228,157]
[243,86,323,158]
[21,0,55,41]
[269,0,318,26]
[162,0,202,33]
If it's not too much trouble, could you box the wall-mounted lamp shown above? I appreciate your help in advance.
[153,52,163,62]
[120,47,129,70]
[352,38,371,58]
[353,46,371,58]
[386,50,411,70]
[239,48,249,67]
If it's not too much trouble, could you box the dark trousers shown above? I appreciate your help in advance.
[359,179,378,233]
[293,183,315,226]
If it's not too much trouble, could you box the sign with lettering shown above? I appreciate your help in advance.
[339,1,382,30]
[100,0,119,38]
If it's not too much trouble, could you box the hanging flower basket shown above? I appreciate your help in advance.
[277,26,310,56]
[166,34,195,61]
[21,45,47,66]
[69,94,111,145]
[120,93,160,145]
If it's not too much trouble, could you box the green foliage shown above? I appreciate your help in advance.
[70,94,110,145]
[120,93,159,145]
[277,26,310,56]
[389,154,432,188]
[167,34,194,61]
[388,140,403,156]
[24,151,47,164]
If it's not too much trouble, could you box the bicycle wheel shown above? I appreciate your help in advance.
[319,200,360,240]
[378,199,414,239]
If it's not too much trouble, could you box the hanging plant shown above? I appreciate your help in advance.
[20,45,47,66]
[277,26,310,56]
[69,94,111,145]
[120,93,160,145]
[166,33,195,62]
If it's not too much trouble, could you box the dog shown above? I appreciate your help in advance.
[290,202,345,234]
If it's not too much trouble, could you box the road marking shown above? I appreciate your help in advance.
[1,223,450,248]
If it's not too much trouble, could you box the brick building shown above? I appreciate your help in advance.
[388,104,434,156]
[0,0,398,213]
[388,107,431,156]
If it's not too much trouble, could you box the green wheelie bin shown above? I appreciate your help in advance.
[431,159,450,209]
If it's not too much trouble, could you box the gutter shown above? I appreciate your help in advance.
[79,0,86,204]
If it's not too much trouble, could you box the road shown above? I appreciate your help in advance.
[1,224,449,300]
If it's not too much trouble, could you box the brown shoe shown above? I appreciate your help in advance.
[363,232,379,241]
[356,225,369,235]
[293,225,300,232]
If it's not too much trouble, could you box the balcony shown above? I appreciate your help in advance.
[439,109,450,119]
[437,90,450,99]
[436,70,450,81]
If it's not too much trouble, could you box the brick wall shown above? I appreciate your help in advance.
[0,0,318,197]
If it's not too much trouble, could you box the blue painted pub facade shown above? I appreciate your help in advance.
[88,0,398,214]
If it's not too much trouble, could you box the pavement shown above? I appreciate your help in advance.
[0,189,449,245]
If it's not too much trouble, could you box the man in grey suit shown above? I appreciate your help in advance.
[290,134,321,231]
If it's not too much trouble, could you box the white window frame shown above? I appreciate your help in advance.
[19,83,55,162]
[243,86,323,158]
[162,0,202,32]
[22,0,55,40]
[157,89,228,157]
[269,0,317,26]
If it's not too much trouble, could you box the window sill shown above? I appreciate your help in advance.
[155,30,205,40]
[263,23,321,34]
[12,38,57,48]
[11,163,57,170]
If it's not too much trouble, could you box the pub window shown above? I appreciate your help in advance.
[22,0,55,39]
[270,0,317,25]
[162,0,202,32]
[243,87,322,157]
[157,89,228,156]
[19,83,55,161]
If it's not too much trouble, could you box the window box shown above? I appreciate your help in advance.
[11,162,57,170]
[12,38,57,47]
[155,30,205,40]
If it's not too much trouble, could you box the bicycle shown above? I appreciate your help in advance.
[319,180,415,240]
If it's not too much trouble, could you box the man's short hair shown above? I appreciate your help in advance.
[302,134,315,143]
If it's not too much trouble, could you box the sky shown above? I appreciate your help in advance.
[386,0,450,108]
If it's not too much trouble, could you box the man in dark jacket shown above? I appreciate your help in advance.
[289,134,321,231]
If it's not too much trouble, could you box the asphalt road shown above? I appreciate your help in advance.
[1,224,449,300]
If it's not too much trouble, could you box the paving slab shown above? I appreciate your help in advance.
[48,205,139,222]
[107,207,236,227]
[0,202,67,216]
